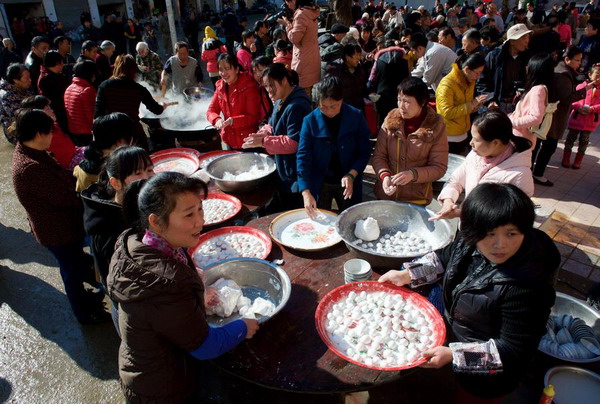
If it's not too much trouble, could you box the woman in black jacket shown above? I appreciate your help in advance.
[380,183,559,401]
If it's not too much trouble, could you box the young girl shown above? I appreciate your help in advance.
[107,172,259,402]
[273,39,293,67]
[81,145,154,286]
[73,112,134,192]
[563,64,600,169]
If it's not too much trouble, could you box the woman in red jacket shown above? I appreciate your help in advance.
[206,54,261,150]
[64,61,97,146]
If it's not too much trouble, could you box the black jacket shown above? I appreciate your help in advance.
[38,68,69,134]
[437,229,559,398]
[24,52,43,93]
[81,184,127,285]
[476,42,530,103]
[326,61,367,111]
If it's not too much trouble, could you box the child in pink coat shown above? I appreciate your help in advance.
[563,64,600,169]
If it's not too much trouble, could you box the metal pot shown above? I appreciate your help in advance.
[183,86,215,102]
[206,153,277,193]
[335,200,454,269]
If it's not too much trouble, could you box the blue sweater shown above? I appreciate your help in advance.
[189,319,247,360]
[269,85,312,193]
[296,103,372,203]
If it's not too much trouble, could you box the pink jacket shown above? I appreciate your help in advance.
[438,149,534,203]
[288,7,321,88]
[509,85,546,147]
[568,82,600,132]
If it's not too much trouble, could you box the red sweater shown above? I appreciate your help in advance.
[64,77,96,135]
[48,122,76,170]
[206,72,261,149]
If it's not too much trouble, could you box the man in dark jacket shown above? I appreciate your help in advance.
[318,24,349,49]
[0,38,22,79]
[367,41,409,125]
[456,28,484,66]
[477,23,531,113]
[95,40,115,84]
[25,36,50,93]
[327,44,368,111]
[38,50,69,134]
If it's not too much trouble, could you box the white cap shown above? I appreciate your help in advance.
[506,24,532,41]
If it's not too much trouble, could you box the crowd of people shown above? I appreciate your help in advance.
[3,1,600,403]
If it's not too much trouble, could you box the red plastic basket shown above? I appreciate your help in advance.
[202,193,242,226]
[150,151,200,175]
[315,281,446,371]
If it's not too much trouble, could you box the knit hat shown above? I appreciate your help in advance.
[204,26,218,41]
[506,23,532,41]
[331,24,350,34]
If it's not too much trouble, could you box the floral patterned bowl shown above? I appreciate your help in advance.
[269,209,342,252]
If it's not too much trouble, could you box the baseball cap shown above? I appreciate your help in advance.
[506,23,532,41]
[331,24,350,34]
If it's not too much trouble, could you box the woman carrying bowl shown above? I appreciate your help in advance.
[380,183,559,402]
[107,172,259,403]
[372,77,448,206]
[206,53,261,150]
[242,63,312,208]
[297,76,372,217]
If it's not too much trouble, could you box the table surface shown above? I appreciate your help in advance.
[211,213,407,393]
[205,181,276,226]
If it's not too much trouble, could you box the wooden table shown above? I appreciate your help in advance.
[211,213,407,393]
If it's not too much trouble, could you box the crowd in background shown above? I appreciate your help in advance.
[2,1,600,403]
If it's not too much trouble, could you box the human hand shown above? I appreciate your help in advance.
[378,269,411,286]
[215,119,224,129]
[242,133,265,148]
[223,117,233,127]
[487,101,499,110]
[419,346,453,369]
[302,190,318,219]
[242,319,259,339]
[250,43,257,53]
[341,175,354,200]
[204,287,220,307]
[429,199,460,221]
[382,176,397,196]
[471,94,487,111]
[391,170,414,186]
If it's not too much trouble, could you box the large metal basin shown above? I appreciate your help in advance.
[206,152,276,193]
[539,292,600,363]
[202,258,291,326]
[336,201,454,269]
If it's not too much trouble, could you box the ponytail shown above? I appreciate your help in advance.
[473,110,531,152]
[78,141,105,175]
[511,135,532,153]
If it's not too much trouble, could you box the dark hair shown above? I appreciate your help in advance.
[254,20,266,32]
[342,43,362,58]
[6,63,29,84]
[81,40,98,54]
[275,39,290,52]
[295,0,316,9]
[31,36,50,48]
[313,75,343,102]
[524,53,556,102]
[111,54,138,80]
[242,30,255,42]
[460,183,535,246]
[564,45,583,60]
[479,26,499,42]
[123,172,207,232]
[408,32,428,50]
[175,41,189,51]
[398,77,429,106]
[81,113,135,176]
[460,52,486,70]
[251,56,272,71]
[15,109,53,143]
[97,145,153,198]
[20,95,50,109]
[264,62,299,86]
[43,50,63,68]
[73,60,98,83]
[440,27,456,40]
[426,30,439,42]
[53,35,70,48]
[217,53,240,70]
[472,110,532,152]
[210,16,221,26]
[272,28,286,40]
[588,19,600,31]
[463,28,481,43]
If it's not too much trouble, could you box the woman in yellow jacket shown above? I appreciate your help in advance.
[435,53,488,155]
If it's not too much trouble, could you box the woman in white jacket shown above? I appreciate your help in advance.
[432,111,534,220]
